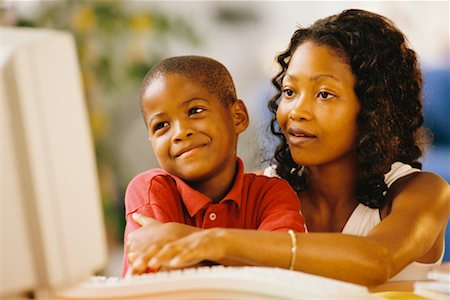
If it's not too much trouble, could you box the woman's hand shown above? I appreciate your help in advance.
[126,213,200,275]
[147,228,229,270]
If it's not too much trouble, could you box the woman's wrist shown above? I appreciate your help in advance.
[210,227,231,254]
[206,228,238,264]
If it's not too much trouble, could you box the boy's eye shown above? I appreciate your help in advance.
[318,91,335,100]
[188,107,205,116]
[153,121,169,132]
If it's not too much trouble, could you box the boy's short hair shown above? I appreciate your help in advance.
[140,55,237,107]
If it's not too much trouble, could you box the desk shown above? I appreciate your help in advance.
[370,280,417,293]
[370,280,447,300]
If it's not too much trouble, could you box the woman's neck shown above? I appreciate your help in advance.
[301,159,359,232]
[307,162,357,203]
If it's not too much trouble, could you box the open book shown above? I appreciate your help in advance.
[414,262,450,300]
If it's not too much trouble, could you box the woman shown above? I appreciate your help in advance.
[127,9,449,286]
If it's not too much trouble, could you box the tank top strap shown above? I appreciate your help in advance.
[384,161,421,188]
[342,203,381,236]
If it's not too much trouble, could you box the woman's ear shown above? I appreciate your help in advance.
[231,99,249,134]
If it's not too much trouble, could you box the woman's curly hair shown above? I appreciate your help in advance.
[268,9,427,208]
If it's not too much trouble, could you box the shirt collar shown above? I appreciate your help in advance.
[171,157,245,217]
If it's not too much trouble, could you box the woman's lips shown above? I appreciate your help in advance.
[287,127,316,145]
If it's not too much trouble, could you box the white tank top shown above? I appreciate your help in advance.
[264,162,444,281]
[343,162,443,281]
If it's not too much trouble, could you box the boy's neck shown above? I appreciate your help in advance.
[188,157,239,203]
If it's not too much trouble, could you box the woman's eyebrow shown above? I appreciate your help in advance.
[284,73,298,82]
[284,73,340,82]
[310,74,340,81]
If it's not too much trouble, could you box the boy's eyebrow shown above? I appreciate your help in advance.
[284,73,340,82]
[147,112,167,124]
[147,98,210,123]
[178,97,210,108]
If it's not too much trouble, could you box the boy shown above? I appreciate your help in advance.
[123,55,305,276]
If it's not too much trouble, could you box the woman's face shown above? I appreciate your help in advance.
[276,41,360,167]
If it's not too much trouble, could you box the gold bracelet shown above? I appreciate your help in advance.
[288,229,297,270]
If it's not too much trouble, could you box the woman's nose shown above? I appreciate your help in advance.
[289,95,313,121]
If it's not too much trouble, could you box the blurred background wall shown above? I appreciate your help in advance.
[1,0,448,275]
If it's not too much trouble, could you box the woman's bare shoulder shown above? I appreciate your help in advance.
[390,171,450,213]
[404,171,448,192]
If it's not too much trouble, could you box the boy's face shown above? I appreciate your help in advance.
[141,73,248,183]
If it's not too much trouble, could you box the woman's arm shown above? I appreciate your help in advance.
[146,227,391,285]
[366,172,449,276]
[147,172,449,286]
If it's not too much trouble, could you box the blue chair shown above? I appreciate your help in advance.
[422,69,450,262]
[444,219,450,262]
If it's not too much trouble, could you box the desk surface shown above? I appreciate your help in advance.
[371,280,449,300]
[370,280,417,293]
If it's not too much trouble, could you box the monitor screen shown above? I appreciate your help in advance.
[0,26,107,299]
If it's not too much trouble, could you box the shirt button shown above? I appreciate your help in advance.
[209,213,217,221]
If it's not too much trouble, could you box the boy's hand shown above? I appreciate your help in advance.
[126,213,199,275]
[132,212,158,226]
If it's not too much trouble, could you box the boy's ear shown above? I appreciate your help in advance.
[231,99,249,134]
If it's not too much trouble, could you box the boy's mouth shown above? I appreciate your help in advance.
[174,144,207,158]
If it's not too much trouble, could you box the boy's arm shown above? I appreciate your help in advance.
[257,178,306,233]
[126,213,201,275]
[122,173,155,276]
[123,174,199,276]
[122,173,176,276]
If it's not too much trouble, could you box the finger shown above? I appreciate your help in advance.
[166,252,200,269]
[166,245,206,269]
[126,243,159,274]
[132,213,159,226]
[130,256,147,275]
[127,251,138,263]
[148,243,183,270]
[125,265,135,278]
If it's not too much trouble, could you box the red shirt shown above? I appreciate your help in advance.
[122,158,305,274]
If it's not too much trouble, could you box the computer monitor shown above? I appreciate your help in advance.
[0,27,107,299]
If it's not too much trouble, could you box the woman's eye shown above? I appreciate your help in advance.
[153,121,169,132]
[282,89,295,97]
[188,107,205,116]
[318,91,335,100]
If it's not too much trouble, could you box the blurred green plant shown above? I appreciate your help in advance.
[5,0,201,244]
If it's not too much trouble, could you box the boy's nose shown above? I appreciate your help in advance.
[172,122,194,142]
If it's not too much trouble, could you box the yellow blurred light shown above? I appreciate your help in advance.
[130,14,153,32]
[72,7,95,32]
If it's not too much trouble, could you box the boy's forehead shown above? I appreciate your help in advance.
[145,73,202,93]
[141,73,226,115]
[143,73,220,103]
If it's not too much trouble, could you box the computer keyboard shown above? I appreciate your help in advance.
[59,265,382,299]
